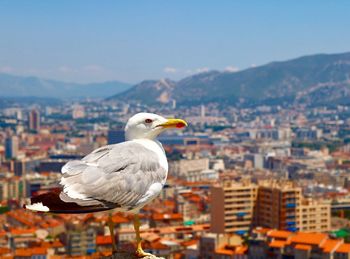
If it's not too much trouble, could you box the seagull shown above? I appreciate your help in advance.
[25,112,187,257]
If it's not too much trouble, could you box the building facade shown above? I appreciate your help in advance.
[211,179,257,235]
[210,179,331,235]
[28,109,40,132]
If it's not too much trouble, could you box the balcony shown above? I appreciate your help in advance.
[286,203,296,208]
[235,230,247,235]
[236,212,247,217]
[286,221,296,226]
[286,227,298,232]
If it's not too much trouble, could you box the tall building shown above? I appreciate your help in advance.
[210,179,331,235]
[0,177,26,201]
[200,105,206,118]
[257,180,331,233]
[5,136,18,159]
[257,180,302,231]
[107,129,125,144]
[28,109,40,132]
[211,179,257,235]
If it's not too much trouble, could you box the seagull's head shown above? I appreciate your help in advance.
[125,112,187,141]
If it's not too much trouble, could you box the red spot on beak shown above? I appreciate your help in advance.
[176,123,185,128]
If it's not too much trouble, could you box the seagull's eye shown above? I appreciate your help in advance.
[145,119,153,124]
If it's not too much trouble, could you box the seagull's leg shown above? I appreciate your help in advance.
[108,212,117,254]
[134,214,151,257]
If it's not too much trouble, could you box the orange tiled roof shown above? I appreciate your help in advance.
[269,240,286,248]
[10,228,36,235]
[336,244,350,254]
[321,239,342,253]
[0,248,10,255]
[15,247,47,256]
[111,214,129,224]
[295,244,312,251]
[40,240,64,248]
[96,235,112,245]
[267,230,293,239]
[164,200,175,207]
[215,245,247,255]
[289,232,327,246]
[15,249,31,257]
[152,213,183,221]
[235,246,248,254]
[173,253,183,259]
[47,256,63,259]
[100,250,113,256]
[215,248,234,255]
[31,247,47,255]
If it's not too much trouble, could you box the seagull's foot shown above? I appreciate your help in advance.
[135,248,152,258]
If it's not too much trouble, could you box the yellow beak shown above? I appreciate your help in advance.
[158,118,188,129]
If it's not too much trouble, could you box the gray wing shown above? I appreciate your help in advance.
[60,141,167,209]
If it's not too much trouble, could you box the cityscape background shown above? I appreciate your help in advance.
[1,1,350,258]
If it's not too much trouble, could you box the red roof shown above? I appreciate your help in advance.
[269,240,286,248]
[268,230,293,239]
[96,235,112,245]
[321,239,342,253]
[152,213,183,221]
[0,248,10,255]
[111,213,129,224]
[336,244,350,254]
[15,247,47,256]
[289,232,327,246]
[40,240,64,248]
[10,228,36,235]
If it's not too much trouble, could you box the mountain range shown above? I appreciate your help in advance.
[110,52,350,106]
[2,52,350,106]
[0,73,131,98]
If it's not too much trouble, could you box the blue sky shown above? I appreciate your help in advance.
[0,1,349,84]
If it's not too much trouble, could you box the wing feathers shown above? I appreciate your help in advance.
[59,141,167,210]
[26,141,168,214]
[25,189,117,214]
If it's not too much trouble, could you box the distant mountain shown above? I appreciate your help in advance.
[0,96,62,109]
[0,73,131,98]
[108,78,176,105]
[110,52,350,106]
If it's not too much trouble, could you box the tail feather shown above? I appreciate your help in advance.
[24,189,116,214]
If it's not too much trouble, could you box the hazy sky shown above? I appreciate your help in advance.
[0,1,349,84]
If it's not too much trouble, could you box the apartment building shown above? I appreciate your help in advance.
[299,199,331,232]
[210,179,331,235]
[211,179,257,235]
[257,180,302,231]
[66,228,96,255]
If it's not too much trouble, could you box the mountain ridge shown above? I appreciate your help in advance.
[110,52,350,106]
[0,73,131,98]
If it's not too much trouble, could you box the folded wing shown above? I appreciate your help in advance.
[26,141,167,213]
